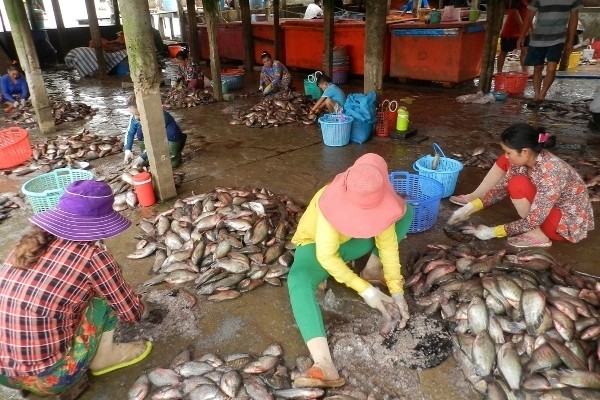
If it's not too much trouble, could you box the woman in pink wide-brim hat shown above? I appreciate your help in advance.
[288,153,414,388]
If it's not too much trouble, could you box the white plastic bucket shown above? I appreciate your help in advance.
[583,47,595,61]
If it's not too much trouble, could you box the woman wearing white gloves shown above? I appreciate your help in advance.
[287,153,413,388]
[448,123,594,248]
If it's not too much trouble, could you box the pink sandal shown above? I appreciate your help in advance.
[449,195,470,206]
[507,233,552,248]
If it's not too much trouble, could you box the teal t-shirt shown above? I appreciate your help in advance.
[321,83,346,106]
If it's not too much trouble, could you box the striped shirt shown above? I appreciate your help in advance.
[0,239,143,377]
[528,0,583,47]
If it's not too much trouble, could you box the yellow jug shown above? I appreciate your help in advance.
[396,107,409,131]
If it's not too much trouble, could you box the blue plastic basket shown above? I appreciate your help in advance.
[304,79,322,100]
[413,143,463,198]
[389,171,444,233]
[350,119,373,144]
[318,114,353,147]
[22,168,95,214]
[221,69,245,90]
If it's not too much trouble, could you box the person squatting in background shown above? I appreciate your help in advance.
[309,74,346,115]
[259,51,292,95]
[1,65,29,108]
[122,96,187,168]
[448,123,594,248]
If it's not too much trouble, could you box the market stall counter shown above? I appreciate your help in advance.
[388,20,486,86]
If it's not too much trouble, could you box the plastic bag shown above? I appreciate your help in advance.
[456,91,483,103]
[473,93,496,104]
[343,91,377,123]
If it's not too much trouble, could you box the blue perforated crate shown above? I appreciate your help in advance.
[318,114,353,147]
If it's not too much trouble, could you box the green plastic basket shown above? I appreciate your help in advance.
[304,79,322,100]
[22,168,95,214]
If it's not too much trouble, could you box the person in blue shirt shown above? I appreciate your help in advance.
[1,65,29,107]
[400,0,430,15]
[309,74,346,115]
[259,51,292,95]
[122,96,187,168]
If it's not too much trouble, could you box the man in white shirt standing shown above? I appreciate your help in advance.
[304,0,323,19]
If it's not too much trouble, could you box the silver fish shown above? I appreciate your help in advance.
[220,370,243,397]
[497,342,522,390]
[176,361,214,378]
[128,374,151,400]
[472,330,495,376]
[150,386,182,400]
[147,367,181,387]
[274,388,325,399]
[128,242,157,259]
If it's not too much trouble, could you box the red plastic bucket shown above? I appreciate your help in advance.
[168,45,183,58]
[132,172,156,207]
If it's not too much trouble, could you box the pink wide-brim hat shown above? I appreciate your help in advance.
[319,153,406,238]
[30,180,131,241]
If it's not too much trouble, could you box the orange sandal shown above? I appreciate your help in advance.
[293,366,346,388]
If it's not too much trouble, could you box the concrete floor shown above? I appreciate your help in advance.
[0,61,599,399]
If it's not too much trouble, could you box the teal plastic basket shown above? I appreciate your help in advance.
[318,114,353,147]
[22,168,95,214]
[389,171,444,233]
[304,79,322,100]
[413,143,463,198]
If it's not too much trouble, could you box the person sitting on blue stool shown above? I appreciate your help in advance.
[122,96,187,168]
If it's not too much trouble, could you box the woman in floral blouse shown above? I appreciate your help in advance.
[174,50,205,90]
[448,122,594,248]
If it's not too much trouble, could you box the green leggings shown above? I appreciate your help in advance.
[287,204,413,342]
[0,298,117,395]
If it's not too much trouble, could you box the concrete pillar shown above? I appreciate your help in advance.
[240,0,254,71]
[364,0,387,95]
[112,0,122,30]
[273,0,280,60]
[478,1,504,93]
[4,0,55,134]
[119,0,177,201]
[187,0,201,63]
[177,0,188,42]
[323,0,334,77]
[50,0,67,62]
[85,0,107,76]
[203,0,223,101]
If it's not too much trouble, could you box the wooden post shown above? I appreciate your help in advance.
[112,0,122,30]
[203,0,223,101]
[4,0,54,134]
[323,0,334,77]
[364,0,387,94]
[119,0,176,201]
[186,0,201,63]
[273,0,280,60]
[478,0,504,93]
[240,0,254,70]
[85,0,107,76]
[177,0,187,42]
[50,0,67,62]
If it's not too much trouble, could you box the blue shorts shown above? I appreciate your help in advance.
[525,43,565,66]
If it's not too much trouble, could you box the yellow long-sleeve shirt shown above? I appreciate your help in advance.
[292,187,405,294]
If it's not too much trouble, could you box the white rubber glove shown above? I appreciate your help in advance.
[131,156,145,168]
[447,202,477,225]
[392,293,410,329]
[463,224,496,240]
[19,98,26,106]
[12,101,18,107]
[359,286,396,320]
[123,150,133,164]
[258,86,263,92]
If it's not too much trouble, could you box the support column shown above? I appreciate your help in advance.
[112,0,121,30]
[203,0,223,101]
[323,0,334,77]
[364,0,387,94]
[85,0,107,76]
[240,0,254,71]
[273,0,280,61]
[187,0,201,63]
[478,1,504,93]
[4,0,54,134]
[50,0,67,62]
[177,0,188,42]
[119,0,176,201]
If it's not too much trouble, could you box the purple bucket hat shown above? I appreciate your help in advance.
[30,180,132,241]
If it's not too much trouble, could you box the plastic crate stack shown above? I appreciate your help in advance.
[323,46,349,85]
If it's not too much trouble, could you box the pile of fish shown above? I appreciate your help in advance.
[536,98,592,123]
[405,242,600,398]
[9,130,124,176]
[229,91,317,128]
[98,164,185,211]
[451,145,499,170]
[3,100,97,127]
[161,87,216,110]
[131,187,303,300]
[128,343,326,400]
[562,153,600,203]
[0,193,26,223]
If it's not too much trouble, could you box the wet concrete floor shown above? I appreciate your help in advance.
[0,60,599,399]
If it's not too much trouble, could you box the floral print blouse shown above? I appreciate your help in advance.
[480,150,594,242]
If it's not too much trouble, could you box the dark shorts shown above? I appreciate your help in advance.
[500,36,530,53]
[525,43,565,66]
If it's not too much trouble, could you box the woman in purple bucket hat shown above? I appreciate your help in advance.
[0,180,152,396]
[288,153,414,388]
